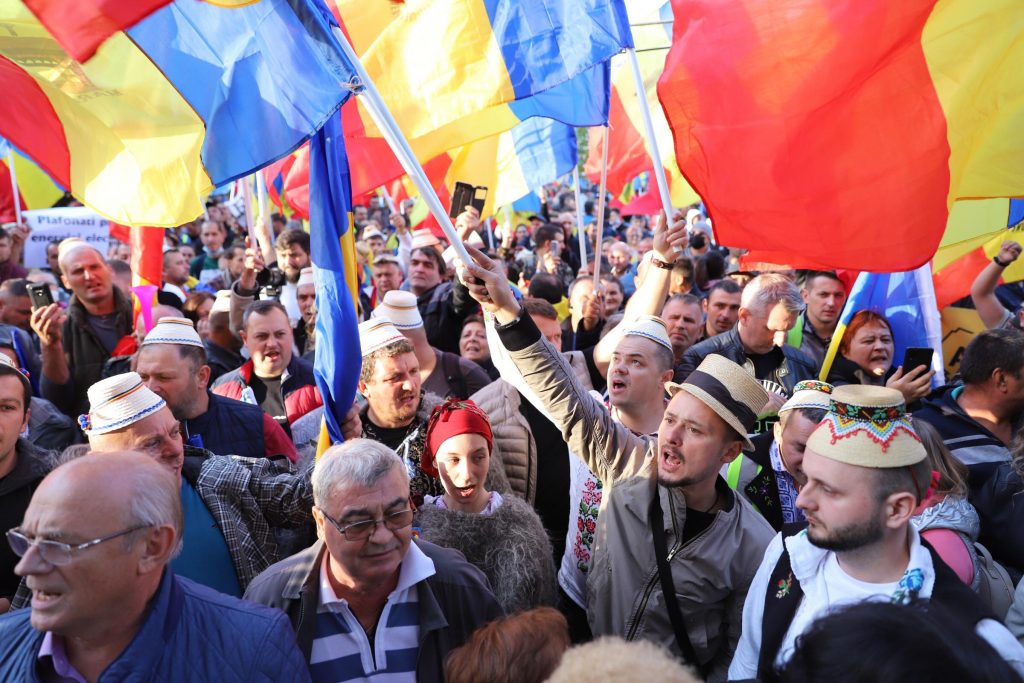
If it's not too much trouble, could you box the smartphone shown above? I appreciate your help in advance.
[27,283,55,310]
[549,240,561,258]
[450,181,488,218]
[901,347,934,373]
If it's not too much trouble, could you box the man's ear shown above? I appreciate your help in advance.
[884,491,918,528]
[238,328,248,345]
[737,307,751,326]
[197,365,212,391]
[720,439,744,465]
[138,525,178,574]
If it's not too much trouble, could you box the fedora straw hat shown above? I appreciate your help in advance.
[142,317,204,348]
[806,384,925,467]
[358,318,406,357]
[372,290,423,329]
[664,354,769,450]
[80,372,166,435]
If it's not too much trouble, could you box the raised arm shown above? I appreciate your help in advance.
[592,212,685,376]
[971,240,1021,329]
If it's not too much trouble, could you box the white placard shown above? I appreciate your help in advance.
[22,208,111,269]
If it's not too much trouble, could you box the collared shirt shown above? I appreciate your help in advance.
[37,632,87,683]
[768,441,805,525]
[310,543,436,682]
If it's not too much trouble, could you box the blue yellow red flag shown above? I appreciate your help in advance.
[0,0,356,227]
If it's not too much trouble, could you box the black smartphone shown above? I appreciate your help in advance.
[450,181,488,218]
[901,347,934,373]
[261,285,281,301]
[27,283,55,310]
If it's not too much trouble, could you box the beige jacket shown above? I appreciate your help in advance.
[471,351,592,503]
[505,332,774,681]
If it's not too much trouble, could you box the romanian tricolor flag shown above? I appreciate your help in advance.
[0,0,356,227]
[585,0,696,207]
[309,113,360,449]
[332,0,632,200]
[658,0,1024,272]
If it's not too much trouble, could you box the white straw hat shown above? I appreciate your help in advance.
[358,318,406,357]
[297,267,315,288]
[362,227,385,241]
[619,315,672,353]
[411,228,441,249]
[210,290,232,316]
[142,317,204,348]
[372,290,422,329]
[79,372,167,435]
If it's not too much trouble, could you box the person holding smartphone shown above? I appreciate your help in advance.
[824,310,934,404]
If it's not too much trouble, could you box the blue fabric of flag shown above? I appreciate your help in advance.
[482,0,633,100]
[310,113,360,443]
[510,117,577,197]
[127,0,356,185]
[1010,199,1024,227]
[506,62,611,127]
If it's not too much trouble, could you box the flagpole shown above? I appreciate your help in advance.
[593,125,609,285]
[7,150,22,225]
[625,47,674,223]
[332,27,472,266]
[573,166,586,274]
[241,177,257,248]
[255,171,274,246]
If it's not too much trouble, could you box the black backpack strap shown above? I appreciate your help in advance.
[757,522,808,679]
[649,487,704,675]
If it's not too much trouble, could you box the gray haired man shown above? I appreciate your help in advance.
[244,438,502,683]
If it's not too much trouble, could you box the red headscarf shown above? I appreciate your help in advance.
[422,398,493,478]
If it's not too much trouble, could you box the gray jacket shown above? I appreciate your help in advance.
[497,314,774,681]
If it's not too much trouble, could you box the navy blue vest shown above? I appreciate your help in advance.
[184,392,265,459]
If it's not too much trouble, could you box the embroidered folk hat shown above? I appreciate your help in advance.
[0,354,31,397]
[372,290,423,329]
[141,317,204,348]
[806,384,925,467]
[619,315,673,353]
[79,372,166,435]
[358,318,406,357]
[779,380,834,415]
[664,354,769,450]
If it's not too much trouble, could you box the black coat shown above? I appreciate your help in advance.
[675,327,817,395]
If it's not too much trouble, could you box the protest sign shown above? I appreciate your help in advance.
[22,207,110,268]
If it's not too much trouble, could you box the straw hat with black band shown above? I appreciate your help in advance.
[664,354,770,450]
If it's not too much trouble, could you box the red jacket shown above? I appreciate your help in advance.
[211,356,322,428]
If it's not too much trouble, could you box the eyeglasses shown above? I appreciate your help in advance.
[6,525,151,567]
[318,507,414,542]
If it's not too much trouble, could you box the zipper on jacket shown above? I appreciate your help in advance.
[624,495,720,642]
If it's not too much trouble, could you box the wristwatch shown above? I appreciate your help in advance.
[650,255,674,270]
[994,255,1012,268]
[494,306,524,330]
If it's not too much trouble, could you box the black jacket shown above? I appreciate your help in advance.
[417,281,477,355]
[738,432,785,531]
[675,327,816,395]
[243,539,503,682]
[0,440,51,601]
[42,287,134,417]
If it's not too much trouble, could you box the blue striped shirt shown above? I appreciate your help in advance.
[309,543,436,682]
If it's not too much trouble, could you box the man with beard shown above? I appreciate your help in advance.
[728,385,1024,680]
[273,229,311,325]
[137,317,297,461]
[788,271,847,370]
[461,245,774,681]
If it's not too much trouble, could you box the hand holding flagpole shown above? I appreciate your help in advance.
[593,125,609,284]
[573,166,587,274]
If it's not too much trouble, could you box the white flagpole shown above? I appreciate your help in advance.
[332,27,471,266]
[7,150,22,225]
[255,171,274,246]
[593,125,609,284]
[625,47,673,222]
[241,178,257,248]
[573,166,586,273]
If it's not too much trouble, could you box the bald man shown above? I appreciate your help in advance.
[29,242,134,417]
[0,452,309,681]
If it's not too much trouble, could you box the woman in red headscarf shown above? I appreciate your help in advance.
[416,398,558,613]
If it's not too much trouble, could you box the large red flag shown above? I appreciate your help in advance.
[657,0,1024,272]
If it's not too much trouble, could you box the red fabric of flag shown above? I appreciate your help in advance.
[657,0,949,272]
[0,159,26,224]
[23,0,174,63]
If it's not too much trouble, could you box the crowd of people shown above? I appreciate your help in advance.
[2,181,1024,681]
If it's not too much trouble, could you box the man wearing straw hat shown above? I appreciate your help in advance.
[461,246,775,680]
[75,372,319,596]
[728,384,1024,679]
[137,316,298,462]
